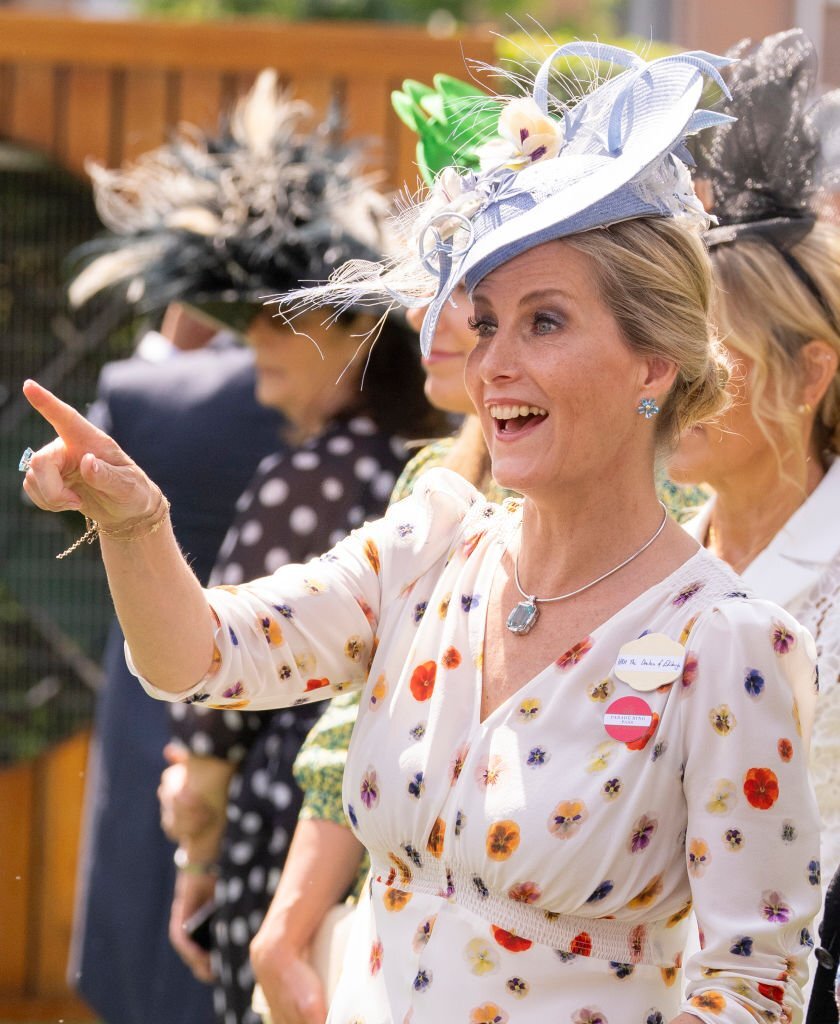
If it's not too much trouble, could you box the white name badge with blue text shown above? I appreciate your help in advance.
[614,633,685,692]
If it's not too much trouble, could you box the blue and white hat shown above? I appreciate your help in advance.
[278,41,735,355]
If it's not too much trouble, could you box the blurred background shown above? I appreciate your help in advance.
[0,0,837,1021]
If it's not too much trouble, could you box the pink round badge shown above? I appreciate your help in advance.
[603,695,655,743]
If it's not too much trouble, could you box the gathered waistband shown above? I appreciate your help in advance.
[370,858,679,968]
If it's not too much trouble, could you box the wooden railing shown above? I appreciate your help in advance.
[0,11,496,186]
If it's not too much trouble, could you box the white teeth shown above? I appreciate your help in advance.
[488,404,548,419]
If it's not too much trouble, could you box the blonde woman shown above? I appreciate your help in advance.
[669,30,840,1022]
[22,43,820,1023]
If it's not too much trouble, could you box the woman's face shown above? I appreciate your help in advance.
[668,346,773,488]
[246,309,361,428]
[407,286,476,415]
[464,239,663,496]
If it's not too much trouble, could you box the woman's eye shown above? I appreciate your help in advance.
[467,315,496,338]
[533,313,563,334]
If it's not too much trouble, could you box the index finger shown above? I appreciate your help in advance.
[23,379,103,446]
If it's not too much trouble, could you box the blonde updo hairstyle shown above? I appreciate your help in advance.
[708,219,840,467]
[566,216,731,453]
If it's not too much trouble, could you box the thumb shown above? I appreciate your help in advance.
[164,743,189,766]
[78,452,145,503]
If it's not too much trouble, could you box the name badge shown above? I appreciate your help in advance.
[614,633,685,692]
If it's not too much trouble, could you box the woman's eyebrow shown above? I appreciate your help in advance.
[473,286,573,306]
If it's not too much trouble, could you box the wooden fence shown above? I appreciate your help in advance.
[0,13,496,1019]
[0,10,496,186]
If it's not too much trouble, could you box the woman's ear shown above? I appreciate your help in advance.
[641,355,679,400]
[799,339,839,408]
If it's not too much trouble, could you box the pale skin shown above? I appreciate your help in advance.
[669,339,839,571]
[24,239,711,1023]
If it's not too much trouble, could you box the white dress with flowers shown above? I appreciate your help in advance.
[134,470,821,1024]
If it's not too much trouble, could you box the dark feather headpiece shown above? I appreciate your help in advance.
[68,70,392,324]
[695,29,840,249]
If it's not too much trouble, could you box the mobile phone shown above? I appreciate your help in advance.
[183,899,215,952]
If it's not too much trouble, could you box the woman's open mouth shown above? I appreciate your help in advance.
[488,403,549,437]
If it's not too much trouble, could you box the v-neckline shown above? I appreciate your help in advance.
[470,544,708,730]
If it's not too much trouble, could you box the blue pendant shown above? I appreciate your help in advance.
[506,599,539,635]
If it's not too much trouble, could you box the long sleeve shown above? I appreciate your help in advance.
[130,468,480,712]
[678,598,821,1023]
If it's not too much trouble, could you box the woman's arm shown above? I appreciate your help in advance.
[679,599,821,1022]
[23,381,216,692]
[250,818,364,1024]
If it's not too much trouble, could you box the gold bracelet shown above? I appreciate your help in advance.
[56,492,171,559]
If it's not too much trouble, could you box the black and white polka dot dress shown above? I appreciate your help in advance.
[169,415,408,1024]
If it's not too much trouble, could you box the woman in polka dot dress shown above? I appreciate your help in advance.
[165,305,445,1024]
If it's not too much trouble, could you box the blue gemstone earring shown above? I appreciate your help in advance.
[637,397,660,419]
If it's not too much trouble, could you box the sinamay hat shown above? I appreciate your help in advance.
[68,70,393,329]
[277,41,735,354]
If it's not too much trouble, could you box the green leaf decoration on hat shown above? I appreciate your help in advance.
[391,73,500,186]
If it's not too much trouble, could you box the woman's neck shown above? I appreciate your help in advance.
[706,451,826,573]
[515,479,670,600]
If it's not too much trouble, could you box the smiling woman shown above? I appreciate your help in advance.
[21,39,821,1024]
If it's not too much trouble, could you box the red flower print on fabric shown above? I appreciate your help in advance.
[624,713,659,751]
[771,622,796,654]
[744,766,779,810]
[304,678,330,691]
[757,982,785,1004]
[441,646,462,669]
[410,661,437,702]
[556,636,593,669]
[778,738,794,762]
[569,932,592,956]
[681,653,698,689]
[508,881,542,904]
[492,926,533,953]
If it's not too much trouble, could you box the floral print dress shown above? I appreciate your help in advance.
[134,470,821,1024]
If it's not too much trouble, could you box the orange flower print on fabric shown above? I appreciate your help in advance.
[207,642,222,678]
[679,616,699,645]
[450,744,469,785]
[413,916,437,954]
[491,926,533,953]
[508,881,542,904]
[569,932,592,956]
[427,817,446,858]
[469,1004,509,1024]
[744,766,780,810]
[369,675,388,710]
[441,646,462,669]
[556,636,593,669]
[382,888,413,912]
[369,938,383,976]
[778,738,794,762]
[410,661,437,702]
[687,838,711,877]
[389,852,413,886]
[363,538,381,574]
[771,621,796,655]
[486,820,521,861]
[548,800,588,839]
[690,992,727,1014]
[665,901,692,928]
[355,596,376,627]
[628,873,663,909]
[258,615,283,646]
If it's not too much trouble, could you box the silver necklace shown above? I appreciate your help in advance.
[506,502,668,636]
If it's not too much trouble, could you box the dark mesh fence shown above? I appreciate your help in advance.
[0,142,129,763]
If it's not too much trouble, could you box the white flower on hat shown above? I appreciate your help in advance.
[421,166,484,242]
[477,97,565,172]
